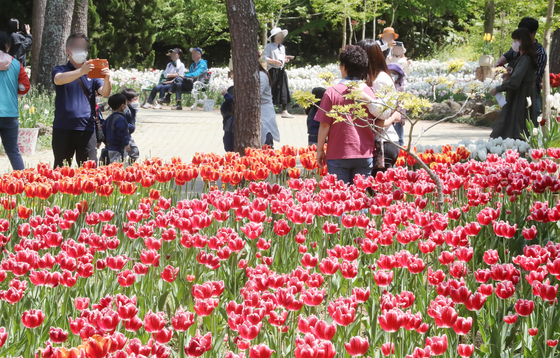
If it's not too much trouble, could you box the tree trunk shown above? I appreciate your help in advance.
[225,0,261,154]
[261,26,268,47]
[31,0,47,85]
[550,29,560,74]
[71,0,89,35]
[542,0,555,126]
[342,16,347,49]
[348,17,354,45]
[362,0,366,40]
[483,0,495,36]
[36,0,75,92]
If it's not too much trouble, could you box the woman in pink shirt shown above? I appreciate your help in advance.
[314,45,390,184]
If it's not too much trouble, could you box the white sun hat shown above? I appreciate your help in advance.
[269,27,288,41]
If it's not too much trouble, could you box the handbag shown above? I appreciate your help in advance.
[77,77,105,143]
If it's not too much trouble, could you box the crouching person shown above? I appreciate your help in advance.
[102,94,131,163]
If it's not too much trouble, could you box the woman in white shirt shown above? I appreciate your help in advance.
[357,39,402,176]
[258,59,280,147]
[262,27,294,118]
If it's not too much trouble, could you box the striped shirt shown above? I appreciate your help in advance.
[503,41,547,89]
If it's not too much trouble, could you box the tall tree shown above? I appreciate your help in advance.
[71,0,89,35]
[483,1,495,35]
[36,0,75,91]
[225,0,262,154]
[31,0,47,85]
[541,0,555,125]
[311,0,360,49]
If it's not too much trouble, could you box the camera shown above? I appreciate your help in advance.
[395,41,403,47]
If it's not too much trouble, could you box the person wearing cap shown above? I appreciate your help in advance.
[376,27,398,58]
[262,27,294,118]
[387,63,407,146]
[387,43,410,75]
[170,47,208,110]
[143,48,185,109]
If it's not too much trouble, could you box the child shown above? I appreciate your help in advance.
[221,86,234,152]
[122,88,140,162]
[102,94,131,163]
[387,63,406,146]
[306,87,326,146]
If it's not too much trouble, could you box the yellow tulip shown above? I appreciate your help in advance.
[29,106,36,114]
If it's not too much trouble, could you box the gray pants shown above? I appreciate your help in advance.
[108,150,124,163]
[127,138,140,162]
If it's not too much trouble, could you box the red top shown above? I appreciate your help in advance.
[314,83,377,160]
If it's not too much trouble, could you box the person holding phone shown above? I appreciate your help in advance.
[387,42,411,75]
[376,27,398,58]
[7,19,32,67]
[263,27,295,118]
[52,33,111,168]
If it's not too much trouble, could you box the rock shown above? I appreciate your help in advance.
[429,103,452,115]
[473,103,485,115]
[35,123,52,137]
[483,99,495,107]
[446,99,462,113]
[483,110,500,122]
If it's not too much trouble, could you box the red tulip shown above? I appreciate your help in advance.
[0,327,6,348]
[434,306,457,328]
[249,343,274,358]
[378,308,403,332]
[547,339,558,347]
[495,281,515,299]
[238,321,262,340]
[154,327,173,344]
[503,314,518,324]
[514,299,534,317]
[453,317,472,335]
[185,332,212,357]
[457,344,474,357]
[49,327,68,343]
[344,336,369,356]
[528,328,538,336]
[381,342,395,356]
[98,309,120,332]
[172,307,195,331]
[144,310,165,333]
[21,309,45,329]
[425,335,448,356]
[312,320,337,341]
[373,270,393,287]
[117,303,139,321]
[319,257,339,275]
[117,270,136,287]
[161,265,179,283]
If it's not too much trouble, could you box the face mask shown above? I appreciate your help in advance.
[130,102,139,109]
[511,41,520,53]
[391,74,400,82]
[71,50,88,64]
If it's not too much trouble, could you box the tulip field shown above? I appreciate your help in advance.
[1,145,560,358]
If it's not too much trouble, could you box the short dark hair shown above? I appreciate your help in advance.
[66,33,89,48]
[121,88,139,101]
[339,45,369,79]
[0,31,9,53]
[108,94,127,111]
[8,19,18,33]
[512,28,538,68]
[518,17,539,34]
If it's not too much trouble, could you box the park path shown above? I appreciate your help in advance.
[0,108,491,173]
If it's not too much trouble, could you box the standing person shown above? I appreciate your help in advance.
[142,48,184,109]
[489,28,538,140]
[376,27,398,59]
[314,45,391,185]
[52,33,112,168]
[387,63,407,146]
[121,88,140,162]
[221,86,234,152]
[387,43,411,75]
[0,31,29,170]
[306,87,326,146]
[356,39,400,174]
[171,47,208,110]
[494,17,547,113]
[7,19,32,67]
[102,94,131,163]
[258,59,280,148]
[263,27,294,118]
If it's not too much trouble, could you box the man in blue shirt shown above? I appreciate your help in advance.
[52,33,111,168]
[170,47,208,110]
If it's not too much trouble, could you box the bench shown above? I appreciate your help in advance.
[141,71,215,110]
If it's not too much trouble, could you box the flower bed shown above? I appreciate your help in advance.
[1,146,560,358]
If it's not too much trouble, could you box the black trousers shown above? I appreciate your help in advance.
[52,129,97,168]
[371,142,400,177]
[171,77,194,101]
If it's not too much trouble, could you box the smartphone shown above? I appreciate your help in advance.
[395,41,403,47]
[88,59,108,79]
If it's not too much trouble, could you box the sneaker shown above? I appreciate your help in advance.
[171,105,183,110]
[281,113,294,118]
[142,103,152,109]
[154,103,163,109]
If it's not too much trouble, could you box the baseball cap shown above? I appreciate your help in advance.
[168,48,183,56]
[190,47,203,55]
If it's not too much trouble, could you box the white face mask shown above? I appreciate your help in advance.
[511,41,520,53]
[71,50,88,64]
[391,74,400,82]
[130,102,139,109]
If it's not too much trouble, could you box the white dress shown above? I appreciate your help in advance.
[260,71,280,144]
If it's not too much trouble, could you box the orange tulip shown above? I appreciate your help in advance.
[119,181,137,195]
[17,205,32,219]
[96,183,114,197]
[82,335,112,358]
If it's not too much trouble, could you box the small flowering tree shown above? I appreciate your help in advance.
[294,60,504,211]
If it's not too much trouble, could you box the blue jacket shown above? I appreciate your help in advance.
[307,106,320,136]
[0,52,30,117]
[103,112,130,151]
[124,105,136,134]
[185,59,208,81]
